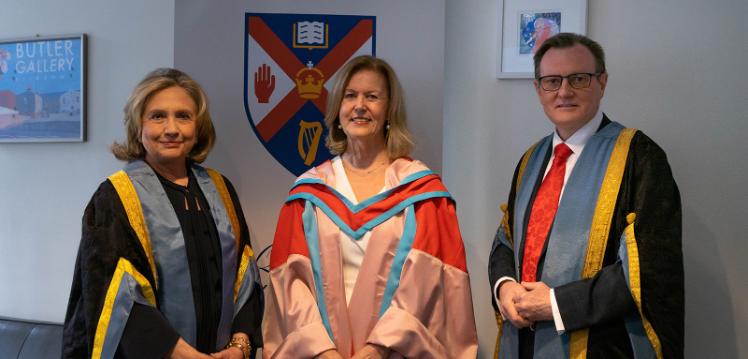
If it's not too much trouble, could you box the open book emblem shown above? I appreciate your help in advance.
[293,21,329,49]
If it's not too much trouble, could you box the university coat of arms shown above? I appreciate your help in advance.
[244,13,376,176]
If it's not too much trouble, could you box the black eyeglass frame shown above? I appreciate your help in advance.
[536,72,605,91]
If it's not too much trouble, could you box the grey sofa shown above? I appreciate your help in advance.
[0,316,63,359]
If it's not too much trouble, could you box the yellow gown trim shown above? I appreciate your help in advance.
[624,213,664,359]
[234,245,254,302]
[569,127,637,358]
[91,257,156,359]
[580,128,637,278]
[499,203,513,248]
[206,169,241,250]
[205,168,255,300]
[108,170,158,286]
[515,143,537,195]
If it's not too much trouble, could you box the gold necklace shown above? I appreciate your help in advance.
[342,158,389,176]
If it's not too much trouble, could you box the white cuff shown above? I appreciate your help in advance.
[549,288,565,333]
[493,277,516,319]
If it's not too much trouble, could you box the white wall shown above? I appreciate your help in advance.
[0,0,174,322]
[173,0,445,267]
[444,0,748,358]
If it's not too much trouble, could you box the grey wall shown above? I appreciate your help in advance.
[444,0,748,358]
[173,0,445,265]
[1,1,746,358]
[0,0,174,322]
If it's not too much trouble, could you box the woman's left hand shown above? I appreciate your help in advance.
[352,344,390,359]
[210,347,244,359]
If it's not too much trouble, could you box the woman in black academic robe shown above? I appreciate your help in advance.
[63,68,262,359]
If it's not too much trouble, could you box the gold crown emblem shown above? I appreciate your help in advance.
[295,62,324,99]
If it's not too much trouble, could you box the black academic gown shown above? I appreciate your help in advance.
[488,116,684,358]
[63,168,263,359]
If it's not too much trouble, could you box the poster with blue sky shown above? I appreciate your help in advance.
[0,34,85,142]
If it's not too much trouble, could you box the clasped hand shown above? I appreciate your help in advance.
[498,281,553,328]
[168,337,245,359]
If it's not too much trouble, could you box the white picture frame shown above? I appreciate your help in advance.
[497,0,587,79]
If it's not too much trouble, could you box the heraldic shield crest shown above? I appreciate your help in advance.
[244,13,376,176]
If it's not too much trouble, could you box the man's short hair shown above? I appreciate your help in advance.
[533,33,606,78]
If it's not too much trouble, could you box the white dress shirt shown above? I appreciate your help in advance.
[494,111,604,333]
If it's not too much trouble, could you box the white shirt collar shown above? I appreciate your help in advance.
[552,110,604,154]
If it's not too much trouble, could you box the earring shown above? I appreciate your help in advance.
[386,122,391,130]
[337,123,342,129]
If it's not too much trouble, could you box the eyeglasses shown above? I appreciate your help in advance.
[536,73,603,91]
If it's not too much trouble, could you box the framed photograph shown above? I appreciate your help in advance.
[0,34,86,142]
[497,0,586,79]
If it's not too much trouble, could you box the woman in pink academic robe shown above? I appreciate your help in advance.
[263,56,478,359]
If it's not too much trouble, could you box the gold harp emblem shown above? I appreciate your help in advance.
[298,120,323,166]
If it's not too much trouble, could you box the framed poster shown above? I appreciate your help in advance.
[0,34,86,142]
[497,0,586,79]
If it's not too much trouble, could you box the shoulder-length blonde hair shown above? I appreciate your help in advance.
[111,68,215,163]
[324,55,414,158]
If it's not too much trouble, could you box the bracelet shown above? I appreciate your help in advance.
[225,336,251,359]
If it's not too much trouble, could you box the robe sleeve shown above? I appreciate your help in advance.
[366,197,478,358]
[488,158,523,310]
[553,133,683,357]
[119,303,180,358]
[619,133,684,358]
[62,181,162,358]
[262,200,337,358]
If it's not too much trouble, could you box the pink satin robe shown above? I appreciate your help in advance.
[263,158,478,358]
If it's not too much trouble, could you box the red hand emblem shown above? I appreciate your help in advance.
[254,63,276,103]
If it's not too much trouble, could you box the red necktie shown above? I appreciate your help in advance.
[522,143,573,282]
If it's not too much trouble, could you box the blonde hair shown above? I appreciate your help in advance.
[111,68,215,163]
[324,55,414,158]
